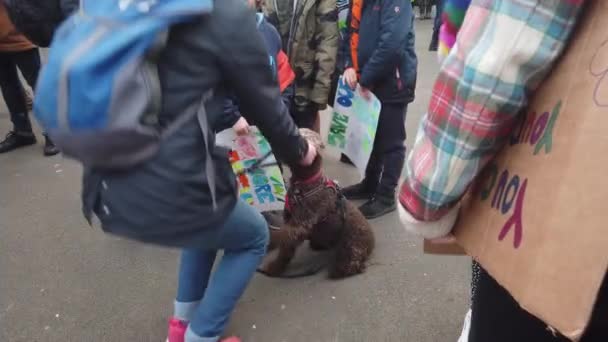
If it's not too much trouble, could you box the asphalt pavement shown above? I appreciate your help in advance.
[0,20,470,342]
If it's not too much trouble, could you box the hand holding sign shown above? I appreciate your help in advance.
[218,127,287,212]
[327,76,381,177]
[343,68,358,89]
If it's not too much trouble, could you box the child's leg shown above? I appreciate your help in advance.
[376,103,407,197]
[0,53,32,133]
[357,103,406,218]
[361,139,384,192]
[174,250,217,322]
[186,200,269,341]
[13,48,41,89]
[342,139,383,200]
[343,103,389,197]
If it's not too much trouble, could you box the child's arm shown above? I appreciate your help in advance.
[280,83,294,112]
[216,5,308,166]
[277,50,294,93]
[358,0,411,89]
[213,96,244,134]
[398,0,585,237]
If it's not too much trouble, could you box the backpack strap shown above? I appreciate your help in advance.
[160,90,217,210]
[140,30,168,126]
[196,91,218,211]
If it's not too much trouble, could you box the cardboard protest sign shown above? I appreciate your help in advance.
[327,76,381,177]
[218,127,286,212]
[454,3,608,339]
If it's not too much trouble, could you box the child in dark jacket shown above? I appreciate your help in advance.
[341,0,417,219]
[217,12,295,135]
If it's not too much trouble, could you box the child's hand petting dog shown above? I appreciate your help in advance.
[300,141,317,166]
[299,128,323,166]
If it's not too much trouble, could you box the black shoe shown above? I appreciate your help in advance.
[0,131,37,153]
[43,135,60,156]
[342,181,376,201]
[359,195,396,219]
[429,29,440,51]
[339,154,355,166]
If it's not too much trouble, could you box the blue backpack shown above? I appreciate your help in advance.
[34,0,213,169]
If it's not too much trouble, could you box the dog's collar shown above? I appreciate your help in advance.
[285,175,340,213]
[292,171,323,185]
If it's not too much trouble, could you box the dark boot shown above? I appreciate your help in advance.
[359,192,396,219]
[0,131,36,153]
[429,29,440,51]
[43,134,60,156]
[342,179,378,201]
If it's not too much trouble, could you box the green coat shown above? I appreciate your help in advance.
[264,0,338,109]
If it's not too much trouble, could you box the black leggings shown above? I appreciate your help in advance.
[470,262,608,341]
[0,48,41,133]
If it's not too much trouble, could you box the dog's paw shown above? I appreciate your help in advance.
[328,262,366,279]
[258,259,288,277]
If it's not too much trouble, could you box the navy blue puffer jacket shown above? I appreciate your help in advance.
[345,0,418,104]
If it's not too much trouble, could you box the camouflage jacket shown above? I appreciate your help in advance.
[264,0,338,109]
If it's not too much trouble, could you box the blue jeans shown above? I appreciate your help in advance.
[176,199,269,339]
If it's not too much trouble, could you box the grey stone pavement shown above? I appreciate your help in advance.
[0,20,470,342]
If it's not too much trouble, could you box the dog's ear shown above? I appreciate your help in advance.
[299,128,325,151]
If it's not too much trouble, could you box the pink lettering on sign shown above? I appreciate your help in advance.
[235,136,259,159]
[498,178,527,248]
[589,39,608,107]
[478,163,528,249]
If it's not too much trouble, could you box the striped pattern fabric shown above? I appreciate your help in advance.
[399,0,586,222]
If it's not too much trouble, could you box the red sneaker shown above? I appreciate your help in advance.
[166,317,188,342]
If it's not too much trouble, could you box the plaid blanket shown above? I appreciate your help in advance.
[399,0,586,222]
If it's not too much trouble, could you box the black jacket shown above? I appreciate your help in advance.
[218,13,293,132]
[3,0,78,47]
[52,0,306,247]
[346,0,417,104]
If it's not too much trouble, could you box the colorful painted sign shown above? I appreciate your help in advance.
[218,127,286,212]
[327,76,382,177]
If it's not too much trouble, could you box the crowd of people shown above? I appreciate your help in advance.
[2,0,606,342]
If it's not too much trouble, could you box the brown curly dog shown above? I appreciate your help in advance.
[260,129,375,279]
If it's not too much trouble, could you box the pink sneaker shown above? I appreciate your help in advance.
[221,338,241,342]
[166,317,188,342]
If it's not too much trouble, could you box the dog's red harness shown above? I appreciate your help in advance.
[284,172,343,215]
